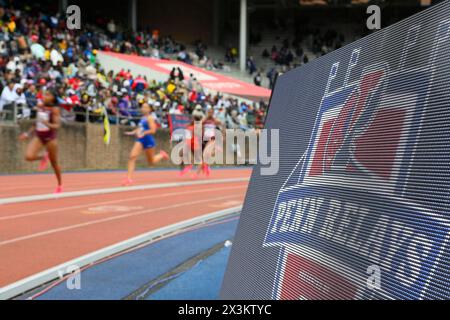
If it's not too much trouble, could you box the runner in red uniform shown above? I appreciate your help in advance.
[19,90,63,193]
[179,112,203,177]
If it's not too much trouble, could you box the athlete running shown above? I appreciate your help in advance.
[123,103,169,186]
[179,111,203,177]
[201,108,223,176]
[19,90,63,193]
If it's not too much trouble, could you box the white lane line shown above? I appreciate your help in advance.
[0,185,246,221]
[0,177,249,205]
[0,174,173,191]
[0,205,242,300]
[0,194,242,247]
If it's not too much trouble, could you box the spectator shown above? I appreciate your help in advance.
[107,19,116,38]
[246,56,257,75]
[254,72,262,86]
[0,3,266,129]
[0,81,19,112]
[192,104,205,121]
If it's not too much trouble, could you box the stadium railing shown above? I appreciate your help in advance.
[0,103,138,127]
[0,103,18,123]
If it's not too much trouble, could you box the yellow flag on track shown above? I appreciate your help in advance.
[103,106,111,145]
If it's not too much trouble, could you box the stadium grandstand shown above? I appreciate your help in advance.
[0,0,440,125]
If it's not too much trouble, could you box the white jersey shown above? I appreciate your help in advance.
[36,110,51,132]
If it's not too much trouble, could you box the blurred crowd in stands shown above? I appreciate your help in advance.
[252,22,348,89]
[0,3,268,130]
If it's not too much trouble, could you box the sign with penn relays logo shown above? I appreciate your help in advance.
[264,44,447,299]
[222,2,450,300]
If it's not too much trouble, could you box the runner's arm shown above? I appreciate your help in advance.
[42,107,61,130]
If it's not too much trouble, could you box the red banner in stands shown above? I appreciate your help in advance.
[98,51,271,101]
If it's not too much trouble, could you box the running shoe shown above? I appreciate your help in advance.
[38,153,49,171]
[121,178,133,186]
[202,164,211,177]
[178,164,193,177]
[54,185,63,194]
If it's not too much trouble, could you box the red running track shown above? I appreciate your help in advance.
[0,168,251,289]
[0,168,250,198]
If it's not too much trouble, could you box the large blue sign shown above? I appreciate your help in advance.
[222,2,450,300]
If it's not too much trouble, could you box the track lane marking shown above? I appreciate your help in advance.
[0,184,246,221]
[0,177,249,205]
[0,206,242,300]
[0,170,250,193]
[0,194,243,247]
[0,176,180,192]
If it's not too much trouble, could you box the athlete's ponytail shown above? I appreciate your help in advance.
[46,89,60,107]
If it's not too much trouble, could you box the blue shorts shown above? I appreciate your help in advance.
[137,135,156,149]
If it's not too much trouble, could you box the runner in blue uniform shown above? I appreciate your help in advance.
[123,103,169,186]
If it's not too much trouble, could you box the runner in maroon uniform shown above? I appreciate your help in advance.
[19,90,63,193]
[201,108,223,176]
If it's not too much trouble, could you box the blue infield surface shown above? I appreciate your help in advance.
[146,246,231,300]
[34,215,239,300]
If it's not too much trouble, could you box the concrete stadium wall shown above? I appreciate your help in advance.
[137,0,214,44]
[69,0,215,44]
[0,122,172,174]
